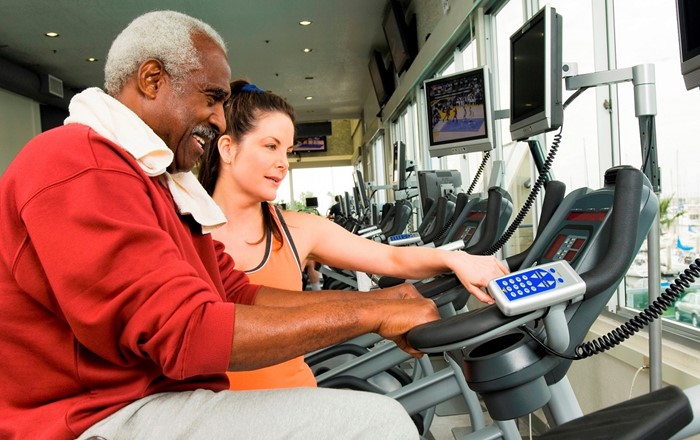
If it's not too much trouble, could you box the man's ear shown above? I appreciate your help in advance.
[138,59,166,99]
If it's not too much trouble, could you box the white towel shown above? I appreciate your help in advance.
[64,88,226,233]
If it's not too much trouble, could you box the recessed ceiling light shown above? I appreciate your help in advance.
[303,48,312,53]
[305,96,313,100]
[299,20,312,26]
[86,57,98,62]
[45,32,59,37]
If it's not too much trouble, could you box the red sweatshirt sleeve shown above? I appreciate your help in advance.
[16,160,237,379]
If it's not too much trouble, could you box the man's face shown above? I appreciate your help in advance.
[150,34,231,173]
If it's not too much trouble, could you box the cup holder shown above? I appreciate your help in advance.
[462,329,552,420]
[468,332,526,358]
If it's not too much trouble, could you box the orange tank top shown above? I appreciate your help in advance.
[227,203,317,390]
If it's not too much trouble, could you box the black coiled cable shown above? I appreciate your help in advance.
[574,259,700,359]
[484,128,563,256]
[467,151,490,196]
[521,259,700,361]
[433,215,455,244]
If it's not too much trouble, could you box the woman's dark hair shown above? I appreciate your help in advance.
[198,79,296,246]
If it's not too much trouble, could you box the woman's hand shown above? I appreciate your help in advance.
[450,254,509,304]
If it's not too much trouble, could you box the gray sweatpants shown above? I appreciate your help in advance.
[76,387,419,439]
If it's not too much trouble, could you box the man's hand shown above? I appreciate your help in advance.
[373,282,423,300]
[371,297,440,358]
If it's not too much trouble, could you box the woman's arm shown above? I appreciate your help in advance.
[282,211,508,303]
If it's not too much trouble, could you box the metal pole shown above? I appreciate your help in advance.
[568,64,663,390]
[647,214,663,390]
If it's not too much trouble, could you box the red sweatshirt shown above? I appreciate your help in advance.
[0,124,260,439]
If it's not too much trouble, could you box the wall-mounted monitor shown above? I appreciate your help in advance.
[305,197,319,208]
[423,66,495,158]
[292,136,327,153]
[676,0,700,90]
[382,0,417,75]
[509,4,563,142]
[368,50,395,107]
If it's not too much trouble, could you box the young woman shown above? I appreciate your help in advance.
[198,80,508,391]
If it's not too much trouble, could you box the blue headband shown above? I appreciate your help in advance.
[241,83,264,93]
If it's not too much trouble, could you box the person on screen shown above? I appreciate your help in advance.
[0,11,442,440]
[198,79,509,391]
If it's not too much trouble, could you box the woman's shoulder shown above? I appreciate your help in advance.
[280,208,336,232]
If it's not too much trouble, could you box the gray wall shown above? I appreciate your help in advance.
[0,88,41,175]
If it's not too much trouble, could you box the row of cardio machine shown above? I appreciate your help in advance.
[310,164,700,440]
[321,167,514,291]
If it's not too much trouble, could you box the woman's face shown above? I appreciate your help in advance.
[229,111,294,202]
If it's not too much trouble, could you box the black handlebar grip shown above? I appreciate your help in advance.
[465,187,505,255]
[580,166,643,298]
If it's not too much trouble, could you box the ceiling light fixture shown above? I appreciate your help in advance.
[303,48,312,53]
[86,57,98,62]
[299,20,312,26]
[45,32,59,37]
[305,96,313,100]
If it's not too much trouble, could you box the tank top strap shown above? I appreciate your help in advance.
[269,203,302,274]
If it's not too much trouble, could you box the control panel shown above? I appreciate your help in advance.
[388,232,423,246]
[488,260,585,316]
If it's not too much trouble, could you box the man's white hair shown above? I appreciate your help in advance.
[104,10,227,96]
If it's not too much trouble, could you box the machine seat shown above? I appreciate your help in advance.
[537,385,692,440]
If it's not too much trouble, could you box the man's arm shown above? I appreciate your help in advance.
[252,282,424,307]
[229,293,439,371]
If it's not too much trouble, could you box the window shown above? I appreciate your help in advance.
[276,167,354,216]
[612,0,700,334]
[546,0,601,191]
[370,134,387,206]
[391,105,420,230]
[492,0,538,257]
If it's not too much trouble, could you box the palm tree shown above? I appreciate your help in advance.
[659,195,686,274]
[659,195,685,231]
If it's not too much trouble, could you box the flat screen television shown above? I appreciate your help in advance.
[509,4,563,142]
[382,0,416,74]
[423,66,495,158]
[305,197,318,208]
[292,136,327,153]
[369,50,394,107]
[676,0,700,90]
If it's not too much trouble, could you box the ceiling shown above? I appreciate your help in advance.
[0,0,392,123]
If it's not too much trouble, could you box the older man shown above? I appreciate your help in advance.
[0,10,441,440]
